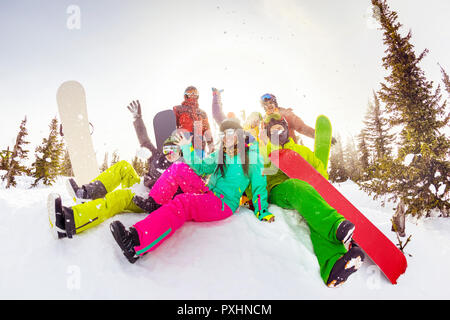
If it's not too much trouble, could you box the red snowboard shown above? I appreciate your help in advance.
[269,149,407,284]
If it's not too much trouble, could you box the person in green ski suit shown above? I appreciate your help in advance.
[262,114,365,288]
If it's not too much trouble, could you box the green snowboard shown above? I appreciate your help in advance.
[314,115,332,170]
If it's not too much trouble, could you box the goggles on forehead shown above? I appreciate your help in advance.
[163,145,180,155]
[261,93,276,102]
[218,128,237,139]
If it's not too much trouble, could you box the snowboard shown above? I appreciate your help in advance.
[314,115,332,170]
[269,149,407,285]
[57,81,99,185]
[153,109,177,151]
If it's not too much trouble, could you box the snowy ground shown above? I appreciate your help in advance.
[1,174,449,300]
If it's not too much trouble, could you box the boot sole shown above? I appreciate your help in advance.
[110,222,139,264]
[327,248,365,288]
[47,193,66,240]
[65,179,89,205]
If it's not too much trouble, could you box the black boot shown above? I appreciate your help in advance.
[47,193,76,239]
[132,195,162,213]
[110,221,140,264]
[336,220,355,246]
[326,246,365,288]
[66,178,108,202]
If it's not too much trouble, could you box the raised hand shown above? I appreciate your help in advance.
[212,87,224,96]
[174,132,192,146]
[127,100,142,119]
[331,136,337,146]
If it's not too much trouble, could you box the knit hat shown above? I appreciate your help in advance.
[219,117,243,132]
[264,112,288,132]
[163,134,179,147]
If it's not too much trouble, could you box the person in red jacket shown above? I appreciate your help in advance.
[173,86,214,156]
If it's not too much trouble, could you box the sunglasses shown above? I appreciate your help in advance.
[218,128,237,139]
[163,145,180,155]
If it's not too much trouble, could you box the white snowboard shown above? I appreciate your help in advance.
[56,81,99,185]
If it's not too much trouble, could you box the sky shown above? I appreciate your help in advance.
[0,0,449,165]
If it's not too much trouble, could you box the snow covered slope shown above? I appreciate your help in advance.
[0,175,449,299]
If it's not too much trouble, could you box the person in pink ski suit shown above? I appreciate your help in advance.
[110,117,274,263]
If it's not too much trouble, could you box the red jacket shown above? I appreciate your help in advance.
[173,100,213,150]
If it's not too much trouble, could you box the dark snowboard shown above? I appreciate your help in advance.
[153,109,177,151]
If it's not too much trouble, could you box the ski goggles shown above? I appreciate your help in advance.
[218,128,237,139]
[163,145,180,155]
[184,91,199,98]
[261,93,277,103]
[270,127,285,135]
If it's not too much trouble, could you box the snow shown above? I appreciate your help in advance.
[136,147,152,160]
[403,154,415,166]
[1,174,450,299]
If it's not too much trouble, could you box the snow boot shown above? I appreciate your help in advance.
[66,178,108,203]
[110,221,140,264]
[326,246,365,288]
[132,195,162,213]
[336,220,355,246]
[47,193,76,239]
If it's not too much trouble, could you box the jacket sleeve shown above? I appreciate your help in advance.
[212,93,226,126]
[173,106,181,129]
[248,145,271,220]
[133,117,157,154]
[282,108,315,139]
[203,115,214,146]
[180,143,218,176]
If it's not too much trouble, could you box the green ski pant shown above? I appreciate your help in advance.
[72,160,144,234]
[268,179,347,283]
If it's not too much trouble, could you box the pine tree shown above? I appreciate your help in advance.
[328,134,349,183]
[440,64,450,95]
[369,0,450,217]
[100,152,109,172]
[60,148,74,177]
[111,150,120,166]
[131,156,146,176]
[357,129,371,181]
[31,117,65,187]
[0,147,13,171]
[358,92,395,192]
[363,91,395,160]
[2,117,30,188]
[344,136,363,182]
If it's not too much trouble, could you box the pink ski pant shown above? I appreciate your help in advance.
[133,162,233,256]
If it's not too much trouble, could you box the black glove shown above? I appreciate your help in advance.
[132,195,161,213]
[331,137,337,146]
